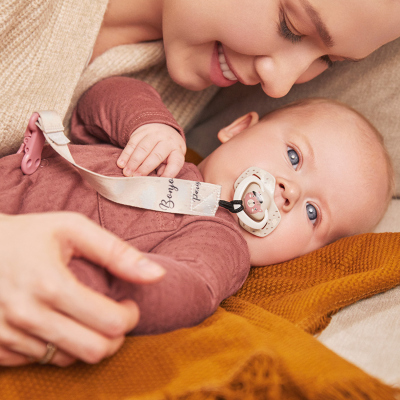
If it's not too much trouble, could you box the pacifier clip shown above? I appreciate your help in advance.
[18,111,280,237]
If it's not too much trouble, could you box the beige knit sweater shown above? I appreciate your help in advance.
[0,0,218,157]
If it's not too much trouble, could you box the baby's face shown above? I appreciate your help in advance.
[162,0,400,98]
[199,106,386,266]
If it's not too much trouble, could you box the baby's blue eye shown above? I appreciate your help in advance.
[287,147,299,170]
[306,203,318,224]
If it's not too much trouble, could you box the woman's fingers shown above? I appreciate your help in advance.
[0,290,119,367]
[0,347,32,367]
[51,279,141,338]
[0,322,76,367]
[0,212,165,365]
[0,320,48,361]
[60,213,166,283]
[10,307,127,364]
[0,310,76,367]
[50,349,76,367]
[3,292,129,364]
[0,342,75,367]
[0,265,137,363]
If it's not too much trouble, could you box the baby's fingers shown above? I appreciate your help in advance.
[157,150,185,178]
[121,135,160,176]
[127,141,173,177]
[117,140,137,169]
[118,123,186,177]
[117,127,151,170]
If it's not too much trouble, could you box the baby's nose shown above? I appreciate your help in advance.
[276,178,301,212]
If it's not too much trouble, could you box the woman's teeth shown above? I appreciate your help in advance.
[218,44,237,81]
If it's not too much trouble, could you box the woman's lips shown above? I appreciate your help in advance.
[210,42,239,87]
[217,43,238,81]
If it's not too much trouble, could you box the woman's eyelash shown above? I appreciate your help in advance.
[277,9,334,68]
[279,9,302,44]
[320,55,334,68]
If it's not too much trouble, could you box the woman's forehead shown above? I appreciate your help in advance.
[303,0,400,58]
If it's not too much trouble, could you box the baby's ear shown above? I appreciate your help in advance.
[217,112,259,143]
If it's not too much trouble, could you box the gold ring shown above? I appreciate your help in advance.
[39,343,57,364]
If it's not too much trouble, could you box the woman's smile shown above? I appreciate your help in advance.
[209,42,239,87]
[217,43,237,81]
[162,0,400,96]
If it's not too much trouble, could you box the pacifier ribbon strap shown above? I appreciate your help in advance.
[218,200,244,213]
[32,111,221,217]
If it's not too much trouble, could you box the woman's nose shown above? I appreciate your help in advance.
[254,51,326,98]
[276,178,301,212]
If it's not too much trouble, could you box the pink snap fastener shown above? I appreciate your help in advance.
[17,113,45,175]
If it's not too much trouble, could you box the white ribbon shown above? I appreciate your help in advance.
[35,111,221,217]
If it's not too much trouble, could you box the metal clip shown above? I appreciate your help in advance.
[17,112,45,175]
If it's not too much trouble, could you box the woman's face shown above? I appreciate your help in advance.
[162,0,400,98]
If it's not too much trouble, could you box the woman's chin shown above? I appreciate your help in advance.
[166,66,211,91]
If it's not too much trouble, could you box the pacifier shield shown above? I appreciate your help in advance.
[233,167,281,237]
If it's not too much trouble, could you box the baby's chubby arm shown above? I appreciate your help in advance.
[70,77,186,177]
[68,212,250,335]
[109,216,250,335]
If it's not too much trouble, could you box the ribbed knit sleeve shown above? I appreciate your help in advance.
[70,77,184,148]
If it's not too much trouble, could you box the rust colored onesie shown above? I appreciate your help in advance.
[0,77,250,335]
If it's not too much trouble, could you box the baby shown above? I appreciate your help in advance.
[0,77,392,335]
[201,99,394,266]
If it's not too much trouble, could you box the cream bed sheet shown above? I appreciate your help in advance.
[317,200,400,388]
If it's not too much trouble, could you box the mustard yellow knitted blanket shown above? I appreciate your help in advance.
[1,232,400,399]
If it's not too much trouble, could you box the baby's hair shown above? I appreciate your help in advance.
[263,97,395,230]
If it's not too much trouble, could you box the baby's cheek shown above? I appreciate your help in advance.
[248,218,313,266]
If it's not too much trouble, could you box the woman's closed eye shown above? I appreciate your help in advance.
[287,147,300,170]
[278,8,302,44]
[278,7,334,68]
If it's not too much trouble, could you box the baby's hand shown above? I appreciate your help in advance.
[117,123,186,178]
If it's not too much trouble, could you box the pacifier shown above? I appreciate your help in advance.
[219,167,281,237]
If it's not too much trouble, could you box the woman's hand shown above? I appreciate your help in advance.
[0,212,165,366]
[117,123,186,178]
